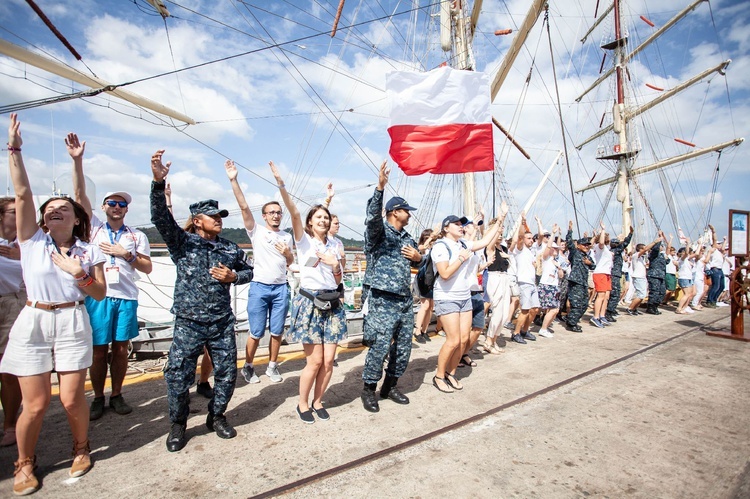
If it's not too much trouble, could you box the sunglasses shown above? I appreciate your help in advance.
[106,200,128,208]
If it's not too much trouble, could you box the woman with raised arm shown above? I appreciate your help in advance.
[431,212,503,393]
[269,162,346,423]
[1,114,106,495]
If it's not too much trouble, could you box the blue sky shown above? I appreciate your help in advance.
[1,0,747,244]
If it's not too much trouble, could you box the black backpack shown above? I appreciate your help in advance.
[416,240,463,295]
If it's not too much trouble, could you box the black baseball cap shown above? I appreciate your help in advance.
[189,199,229,218]
[442,215,470,227]
[385,196,417,212]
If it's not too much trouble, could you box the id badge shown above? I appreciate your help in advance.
[106,266,120,284]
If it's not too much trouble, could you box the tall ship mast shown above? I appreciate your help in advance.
[574,0,743,238]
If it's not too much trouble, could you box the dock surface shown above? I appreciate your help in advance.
[1,306,748,498]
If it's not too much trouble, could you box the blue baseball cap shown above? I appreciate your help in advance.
[385,196,417,212]
[442,215,470,227]
[189,199,229,218]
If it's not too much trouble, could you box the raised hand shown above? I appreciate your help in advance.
[569,220,573,230]
[225,160,238,181]
[8,113,21,149]
[327,182,335,199]
[377,160,390,190]
[151,150,170,182]
[64,133,85,160]
[269,161,284,186]
[500,200,508,216]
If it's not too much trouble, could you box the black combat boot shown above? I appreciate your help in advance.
[361,383,379,413]
[380,376,409,405]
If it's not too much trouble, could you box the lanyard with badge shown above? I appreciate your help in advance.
[105,223,124,284]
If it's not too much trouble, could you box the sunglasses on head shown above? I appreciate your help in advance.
[106,200,128,208]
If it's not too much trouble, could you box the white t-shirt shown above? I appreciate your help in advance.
[708,249,723,269]
[329,235,345,261]
[677,258,694,280]
[666,256,677,274]
[539,255,560,287]
[592,244,613,274]
[90,215,150,300]
[247,225,293,285]
[622,257,630,274]
[0,237,24,295]
[722,256,733,275]
[21,228,105,303]
[432,238,476,301]
[513,244,536,285]
[295,232,338,291]
[631,253,647,278]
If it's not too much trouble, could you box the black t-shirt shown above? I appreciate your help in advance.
[486,246,509,272]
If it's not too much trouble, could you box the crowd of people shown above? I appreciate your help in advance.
[0,114,738,495]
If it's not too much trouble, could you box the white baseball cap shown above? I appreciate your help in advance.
[102,191,132,205]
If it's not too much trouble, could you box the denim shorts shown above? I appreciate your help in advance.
[678,278,693,288]
[434,297,472,317]
[471,293,485,329]
[247,282,290,339]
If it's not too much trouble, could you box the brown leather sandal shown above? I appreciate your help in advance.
[13,455,39,496]
[69,439,92,478]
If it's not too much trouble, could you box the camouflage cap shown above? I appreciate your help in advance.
[189,199,229,218]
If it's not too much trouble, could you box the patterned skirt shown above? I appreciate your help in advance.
[286,290,347,345]
[538,283,560,309]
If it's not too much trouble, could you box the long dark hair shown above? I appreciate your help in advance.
[38,196,91,242]
[304,204,331,239]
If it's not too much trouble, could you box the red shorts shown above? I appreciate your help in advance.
[593,273,612,292]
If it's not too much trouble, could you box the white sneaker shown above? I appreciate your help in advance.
[716,302,729,307]
[538,329,554,338]
[266,365,283,383]
[684,306,695,314]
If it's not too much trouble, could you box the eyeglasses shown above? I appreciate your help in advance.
[264,210,282,216]
[106,200,128,208]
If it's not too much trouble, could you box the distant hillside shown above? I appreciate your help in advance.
[141,227,363,249]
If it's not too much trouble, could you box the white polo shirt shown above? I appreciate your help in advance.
[247,225,293,285]
[0,238,24,295]
[90,215,150,300]
[21,228,105,303]
[432,238,476,301]
[296,232,338,291]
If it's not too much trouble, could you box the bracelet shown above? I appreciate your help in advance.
[166,204,172,208]
[74,272,89,281]
[77,275,94,287]
[324,197,332,204]
[332,266,342,276]
[458,256,465,263]
[125,253,137,263]
[6,144,21,153]
[277,183,285,189]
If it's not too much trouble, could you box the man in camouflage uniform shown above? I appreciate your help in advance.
[360,161,422,413]
[605,226,634,322]
[565,221,596,332]
[646,230,667,315]
[150,150,253,452]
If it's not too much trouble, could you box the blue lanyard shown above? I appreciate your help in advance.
[50,238,74,256]
[106,223,125,266]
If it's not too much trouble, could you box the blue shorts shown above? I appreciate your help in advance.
[247,282,290,339]
[85,296,139,346]
[434,297,472,317]
[471,293,485,329]
[678,278,693,288]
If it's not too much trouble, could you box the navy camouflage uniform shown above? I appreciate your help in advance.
[647,242,667,310]
[565,230,595,328]
[361,189,420,388]
[606,232,633,315]
[150,181,253,425]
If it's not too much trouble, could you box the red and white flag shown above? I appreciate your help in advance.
[387,66,494,176]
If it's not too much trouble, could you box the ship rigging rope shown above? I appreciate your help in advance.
[160,17,189,121]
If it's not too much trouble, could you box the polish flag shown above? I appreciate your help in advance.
[387,66,494,176]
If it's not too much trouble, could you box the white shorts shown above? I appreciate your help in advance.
[0,304,93,376]
[633,277,648,299]
[519,282,540,310]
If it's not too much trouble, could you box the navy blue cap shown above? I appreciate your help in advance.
[385,196,417,212]
[189,199,229,218]
[578,237,592,245]
[442,215,470,227]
